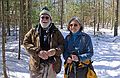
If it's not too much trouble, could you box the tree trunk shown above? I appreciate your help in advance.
[14,1,18,40]
[81,0,84,27]
[111,0,115,30]
[88,0,91,26]
[60,0,63,29]
[1,0,8,77]
[102,0,104,28]
[18,0,24,60]
[27,0,32,30]
[23,0,27,40]
[97,0,100,31]
[114,0,119,36]
[0,2,1,26]
[58,0,60,25]
[7,0,10,36]
[93,0,96,35]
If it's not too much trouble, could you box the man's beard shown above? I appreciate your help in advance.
[40,21,51,28]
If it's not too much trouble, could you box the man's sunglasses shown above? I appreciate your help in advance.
[41,16,49,20]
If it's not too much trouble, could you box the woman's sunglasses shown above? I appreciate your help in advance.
[69,24,78,27]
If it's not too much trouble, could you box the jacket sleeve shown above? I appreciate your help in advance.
[54,30,65,56]
[23,28,40,57]
[78,35,93,62]
[63,36,70,61]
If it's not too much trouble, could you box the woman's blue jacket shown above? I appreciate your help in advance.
[63,31,93,62]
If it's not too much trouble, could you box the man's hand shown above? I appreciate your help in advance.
[38,50,48,60]
[47,48,56,57]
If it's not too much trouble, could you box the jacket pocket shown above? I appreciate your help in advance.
[29,57,40,72]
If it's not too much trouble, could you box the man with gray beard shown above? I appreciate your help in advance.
[23,6,64,78]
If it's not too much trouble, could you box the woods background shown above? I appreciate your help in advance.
[0,0,120,78]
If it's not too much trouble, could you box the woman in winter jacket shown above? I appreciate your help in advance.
[63,17,94,78]
[23,7,64,78]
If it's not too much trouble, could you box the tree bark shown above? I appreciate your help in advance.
[18,0,24,60]
[60,0,63,29]
[111,0,115,30]
[81,0,84,26]
[27,0,32,30]
[97,0,100,31]
[114,0,119,36]
[1,0,8,77]
[93,0,96,35]
[102,0,104,28]
[7,0,10,36]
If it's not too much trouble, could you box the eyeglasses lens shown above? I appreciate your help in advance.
[69,24,78,27]
[41,16,49,19]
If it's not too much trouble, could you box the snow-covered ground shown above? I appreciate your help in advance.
[0,27,120,78]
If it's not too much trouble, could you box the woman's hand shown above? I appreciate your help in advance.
[71,54,79,62]
[67,57,72,64]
